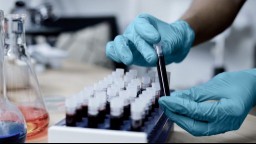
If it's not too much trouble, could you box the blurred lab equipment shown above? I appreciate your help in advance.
[10,0,32,30]
[5,14,49,139]
[0,10,27,143]
[28,43,68,69]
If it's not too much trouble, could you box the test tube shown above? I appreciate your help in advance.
[87,98,100,128]
[110,98,124,130]
[119,90,130,120]
[146,88,156,112]
[65,97,77,127]
[154,44,170,96]
[138,96,151,121]
[73,94,83,122]
[106,87,118,114]
[81,88,91,117]
[94,92,107,123]
[131,103,143,131]
[82,96,89,117]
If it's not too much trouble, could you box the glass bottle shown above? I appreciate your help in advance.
[4,14,49,139]
[0,10,27,143]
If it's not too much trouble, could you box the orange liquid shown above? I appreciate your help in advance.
[18,106,49,139]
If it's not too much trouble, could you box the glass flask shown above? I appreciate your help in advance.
[0,10,27,143]
[4,14,49,139]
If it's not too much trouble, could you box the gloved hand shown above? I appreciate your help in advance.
[159,69,256,136]
[106,13,195,67]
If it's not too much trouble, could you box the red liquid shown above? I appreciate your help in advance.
[18,106,49,139]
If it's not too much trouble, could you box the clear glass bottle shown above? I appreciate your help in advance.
[4,14,49,139]
[0,10,27,143]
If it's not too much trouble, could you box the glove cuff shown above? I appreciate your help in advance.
[170,20,195,63]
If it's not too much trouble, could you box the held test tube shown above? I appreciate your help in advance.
[154,44,170,96]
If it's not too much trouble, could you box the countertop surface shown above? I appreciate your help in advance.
[26,61,256,143]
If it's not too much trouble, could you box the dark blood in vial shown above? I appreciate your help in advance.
[156,55,170,97]
[106,102,110,114]
[131,119,142,132]
[87,114,98,128]
[123,105,131,120]
[76,108,83,122]
[66,113,76,127]
[82,105,88,117]
[110,115,122,130]
[99,109,106,123]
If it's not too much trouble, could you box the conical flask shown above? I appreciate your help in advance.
[0,10,27,143]
[4,14,49,139]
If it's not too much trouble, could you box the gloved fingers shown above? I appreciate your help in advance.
[134,14,161,44]
[187,85,226,102]
[130,35,157,65]
[169,90,194,100]
[106,41,121,63]
[163,109,211,136]
[159,96,219,122]
[113,35,133,65]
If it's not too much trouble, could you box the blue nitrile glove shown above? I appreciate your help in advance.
[159,69,256,136]
[106,13,195,67]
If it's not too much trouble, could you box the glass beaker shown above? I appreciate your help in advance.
[4,14,49,139]
[0,10,27,143]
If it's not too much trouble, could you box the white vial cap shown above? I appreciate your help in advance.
[131,103,143,120]
[152,82,161,91]
[127,87,137,97]
[142,76,151,85]
[116,68,125,77]
[124,73,132,81]
[129,70,138,78]
[110,98,124,116]
[84,86,94,97]
[88,98,99,115]
[94,83,101,91]
[76,92,84,108]
[65,97,77,115]
[148,70,156,82]
[107,87,117,97]
[94,91,106,98]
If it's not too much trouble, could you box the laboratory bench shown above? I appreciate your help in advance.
[27,61,256,143]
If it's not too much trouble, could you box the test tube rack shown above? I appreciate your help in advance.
[49,109,173,143]
[49,69,173,143]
